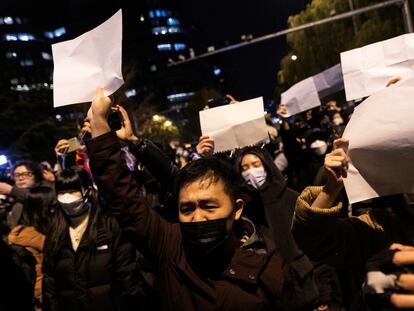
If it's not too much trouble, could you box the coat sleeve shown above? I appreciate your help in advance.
[85,132,180,266]
[42,250,58,311]
[260,185,301,262]
[9,186,29,202]
[292,186,384,267]
[109,217,145,311]
[128,138,179,192]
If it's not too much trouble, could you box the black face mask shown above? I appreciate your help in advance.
[58,188,92,218]
[180,217,235,274]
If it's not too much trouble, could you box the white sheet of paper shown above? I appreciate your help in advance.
[342,77,414,204]
[199,97,269,153]
[313,64,344,98]
[281,77,321,117]
[52,9,124,107]
[341,33,414,101]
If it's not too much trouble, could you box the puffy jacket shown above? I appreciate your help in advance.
[42,213,140,311]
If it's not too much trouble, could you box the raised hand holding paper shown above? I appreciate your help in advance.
[342,77,414,203]
[52,9,124,107]
[199,97,269,153]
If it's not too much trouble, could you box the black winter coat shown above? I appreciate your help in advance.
[42,213,140,311]
[234,147,300,262]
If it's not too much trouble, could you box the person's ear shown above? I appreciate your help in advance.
[234,198,244,220]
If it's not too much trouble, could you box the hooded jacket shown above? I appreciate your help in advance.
[234,147,300,262]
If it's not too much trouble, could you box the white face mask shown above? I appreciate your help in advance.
[310,140,328,156]
[242,167,267,189]
[57,193,82,204]
[333,118,344,126]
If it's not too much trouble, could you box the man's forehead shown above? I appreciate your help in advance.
[188,176,221,189]
[14,165,29,172]
[179,177,227,198]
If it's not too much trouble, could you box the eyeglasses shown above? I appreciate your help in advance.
[13,172,34,179]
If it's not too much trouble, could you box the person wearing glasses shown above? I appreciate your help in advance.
[0,161,53,237]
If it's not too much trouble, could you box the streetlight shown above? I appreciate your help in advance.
[152,114,160,121]
[291,54,298,61]
[164,120,172,127]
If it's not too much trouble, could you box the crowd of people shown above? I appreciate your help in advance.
[1,84,414,311]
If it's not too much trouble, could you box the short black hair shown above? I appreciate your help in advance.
[176,158,241,202]
[55,169,92,194]
[13,160,42,183]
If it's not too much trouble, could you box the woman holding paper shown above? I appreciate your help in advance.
[292,138,414,309]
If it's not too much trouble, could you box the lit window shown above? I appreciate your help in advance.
[214,68,222,76]
[10,78,18,85]
[4,17,13,25]
[54,27,66,37]
[5,52,17,59]
[174,43,186,51]
[155,10,162,18]
[44,31,54,39]
[157,43,172,51]
[20,59,34,66]
[18,33,35,41]
[41,52,52,60]
[4,34,18,41]
[0,18,3,24]
[168,26,182,34]
[166,92,195,102]
[16,84,30,91]
[125,89,137,98]
[15,17,22,24]
[0,155,7,166]
[152,26,168,36]
[167,18,180,26]
[149,11,154,18]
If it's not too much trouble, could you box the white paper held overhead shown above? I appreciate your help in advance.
[341,33,414,101]
[313,64,344,99]
[342,77,414,204]
[52,9,124,107]
[199,97,269,153]
[281,77,321,117]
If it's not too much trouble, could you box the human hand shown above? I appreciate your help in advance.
[225,94,238,104]
[324,138,349,191]
[87,87,112,137]
[196,135,215,157]
[277,103,288,118]
[42,170,55,183]
[389,243,414,308]
[55,139,70,156]
[0,182,12,195]
[112,105,138,143]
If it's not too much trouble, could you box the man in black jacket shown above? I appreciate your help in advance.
[84,87,320,310]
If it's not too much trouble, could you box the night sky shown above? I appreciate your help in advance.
[2,0,309,102]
